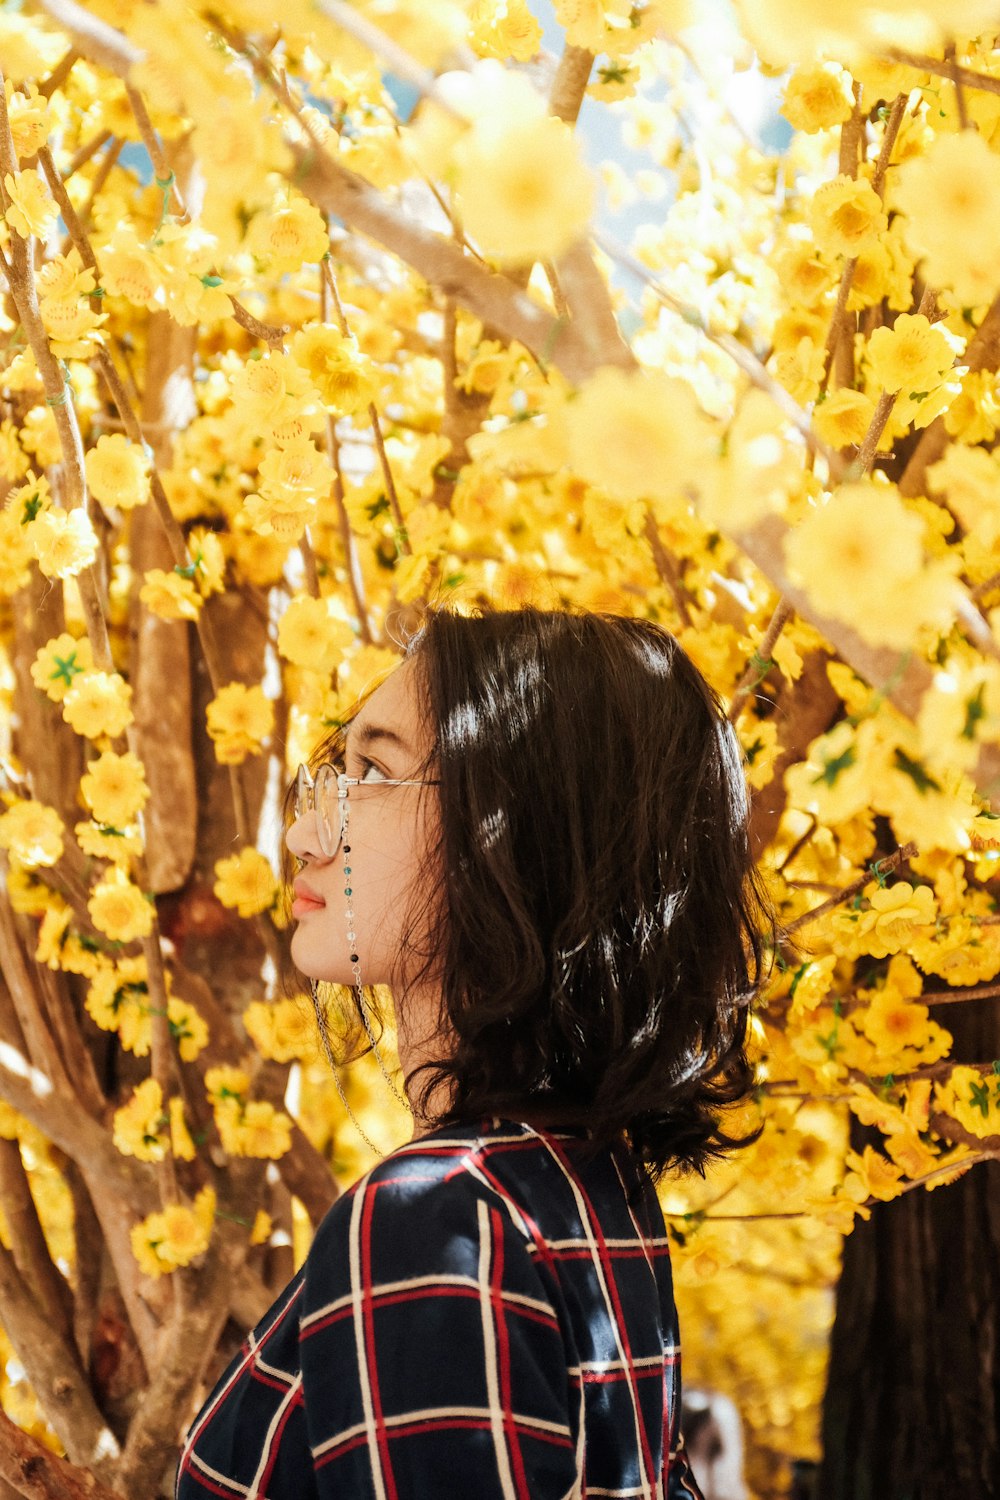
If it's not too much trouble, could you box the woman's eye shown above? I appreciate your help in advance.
[359,757,387,783]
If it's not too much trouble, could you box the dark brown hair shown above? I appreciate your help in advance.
[302,605,775,1185]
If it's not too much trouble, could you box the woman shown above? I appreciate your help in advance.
[175,605,773,1500]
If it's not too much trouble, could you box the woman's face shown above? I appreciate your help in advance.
[285,660,440,991]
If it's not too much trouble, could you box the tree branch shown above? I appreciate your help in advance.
[782,841,919,937]
[0,1243,120,1476]
[0,1409,125,1500]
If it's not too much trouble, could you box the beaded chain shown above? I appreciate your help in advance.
[341,795,411,1116]
[308,788,412,1159]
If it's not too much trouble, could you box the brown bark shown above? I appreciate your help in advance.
[0,1410,125,1500]
[0,1242,119,1477]
[131,306,198,895]
[747,649,842,860]
[817,993,1000,1497]
[0,1136,75,1352]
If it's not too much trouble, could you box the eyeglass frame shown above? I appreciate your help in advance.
[294,761,441,859]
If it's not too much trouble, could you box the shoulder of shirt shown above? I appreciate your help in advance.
[304,1117,590,1258]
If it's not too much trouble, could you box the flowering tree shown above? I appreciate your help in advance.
[1,1,999,1496]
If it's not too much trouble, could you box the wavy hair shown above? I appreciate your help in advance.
[395,606,773,1182]
[302,605,776,1185]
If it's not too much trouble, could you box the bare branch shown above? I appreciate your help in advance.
[728,599,793,722]
[548,44,594,125]
[0,1408,125,1500]
[35,0,141,78]
[782,841,919,937]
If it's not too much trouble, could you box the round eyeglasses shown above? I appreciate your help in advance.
[293,762,440,859]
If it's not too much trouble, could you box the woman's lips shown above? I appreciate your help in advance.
[292,879,326,917]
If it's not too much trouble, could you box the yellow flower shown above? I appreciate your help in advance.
[27,509,98,580]
[222,1099,293,1159]
[243,997,319,1062]
[0,416,29,481]
[156,1203,212,1266]
[242,438,334,541]
[860,987,951,1063]
[205,1065,251,1104]
[780,62,855,133]
[187,528,227,595]
[454,111,593,263]
[935,1065,1000,1140]
[100,228,161,309]
[783,482,959,650]
[858,881,936,958]
[847,240,895,311]
[6,80,53,158]
[168,995,209,1062]
[76,820,143,865]
[194,1184,217,1235]
[566,367,715,505]
[85,956,146,1034]
[277,595,354,673]
[894,130,1000,307]
[85,434,152,512]
[865,314,958,396]
[0,799,64,868]
[258,438,334,506]
[130,1201,211,1276]
[250,1209,273,1246]
[783,718,874,826]
[169,1096,197,1161]
[943,369,1000,444]
[35,901,72,969]
[205,682,274,764]
[241,490,316,541]
[3,168,58,239]
[553,0,632,50]
[812,388,876,449]
[739,716,778,790]
[229,350,314,425]
[39,292,106,359]
[139,568,202,621]
[80,750,150,829]
[113,1078,168,1162]
[770,335,826,405]
[809,175,887,259]
[884,1127,947,1181]
[926,445,1000,548]
[470,0,543,59]
[213,847,278,918]
[88,868,154,943]
[6,470,52,525]
[62,671,134,740]
[843,1145,905,1203]
[246,194,329,273]
[289,325,378,416]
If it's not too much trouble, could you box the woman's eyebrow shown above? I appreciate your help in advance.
[346,722,410,756]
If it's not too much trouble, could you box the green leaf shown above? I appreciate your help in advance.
[962,682,988,741]
[813,744,856,788]
[892,747,942,795]
[48,650,83,686]
[969,1079,991,1117]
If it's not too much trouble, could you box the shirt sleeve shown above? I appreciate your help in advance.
[298,1161,581,1499]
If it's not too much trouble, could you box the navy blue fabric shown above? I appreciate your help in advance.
[176,1117,704,1500]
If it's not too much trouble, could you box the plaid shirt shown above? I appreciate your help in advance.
[176,1117,704,1500]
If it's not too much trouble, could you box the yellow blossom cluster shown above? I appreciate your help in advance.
[130,1186,216,1277]
[5,0,1000,1488]
[204,1066,293,1158]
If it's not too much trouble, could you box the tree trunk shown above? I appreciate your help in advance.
[816,996,1000,1499]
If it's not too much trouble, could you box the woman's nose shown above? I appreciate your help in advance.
[285,809,329,864]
